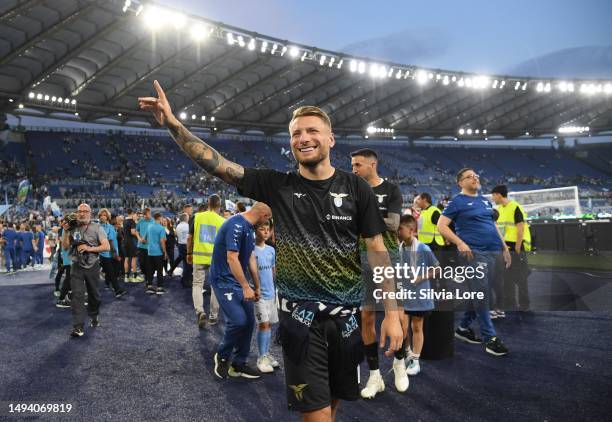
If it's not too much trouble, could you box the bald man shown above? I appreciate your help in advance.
[211,202,273,380]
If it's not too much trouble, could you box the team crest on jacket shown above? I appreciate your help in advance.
[376,194,387,204]
[330,192,349,207]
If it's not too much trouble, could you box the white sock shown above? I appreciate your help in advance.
[369,369,380,377]
[409,353,420,360]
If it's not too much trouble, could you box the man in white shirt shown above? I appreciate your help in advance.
[170,212,192,287]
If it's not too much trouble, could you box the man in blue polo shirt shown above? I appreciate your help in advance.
[144,212,167,295]
[437,167,511,357]
[212,202,272,381]
[1,223,18,273]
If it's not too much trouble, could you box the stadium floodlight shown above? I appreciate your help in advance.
[466,128,473,135]
[57,97,63,103]
[74,112,79,116]
[521,82,527,90]
[451,75,457,82]
[500,80,506,88]
[171,12,187,30]
[475,129,480,134]
[261,41,268,53]
[525,131,530,136]
[226,32,234,45]
[492,80,498,89]
[457,78,465,87]
[379,65,388,78]
[247,38,255,51]
[135,4,144,16]
[349,60,357,72]
[280,46,288,56]
[143,6,165,30]
[64,98,70,104]
[44,95,49,101]
[28,92,35,99]
[18,103,24,109]
[436,74,441,80]
[358,61,366,74]
[369,63,379,78]
[567,82,574,92]
[396,69,402,79]
[514,81,520,90]
[388,67,394,78]
[71,99,76,105]
[201,115,206,121]
[328,57,335,67]
[320,55,326,66]
[179,112,187,120]
[559,81,567,92]
[605,83,612,94]
[366,126,376,134]
[465,77,473,88]
[483,129,487,134]
[36,93,42,100]
[404,70,411,79]
[428,72,434,80]
[416,70,428,85]
[51,96,56,102]
[190,24,208,41]
[289,46,298,58]
[301,51,307,61]
[544,82,551,93]
[122,0,131,13]
[191,114,196,120]
[271,43,278,54]
[210,116,215,122]
[237,36,245,47]
[458,128,465,135]
[558,126,589,134]
[443,75,449,85]
[337,59,343,69]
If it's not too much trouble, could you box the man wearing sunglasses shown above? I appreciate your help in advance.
[437,168,511,356]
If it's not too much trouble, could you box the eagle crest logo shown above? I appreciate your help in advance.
[376,194,387,204]
[289,384,308,401]
[330,192,349,207]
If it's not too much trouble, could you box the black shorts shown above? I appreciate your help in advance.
[405,310,431,317]
[124,240,137,258]
[282,313,360,413]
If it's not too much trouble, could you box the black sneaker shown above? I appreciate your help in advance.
[155,286,165,295]
[454,327,483,344]
[90,317,100,328]
[485,337,509,356]
[208,316,218,326]
[228,363,261,379]
[145,285,156,294]
[56,298,71,308]
[70,326,84,338]
[214,353,230,379]
[115,289,127,298]
[197,312,207,329]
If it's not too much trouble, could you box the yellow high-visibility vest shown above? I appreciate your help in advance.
[192,210,226,265]
[418,206,445,246]
[497,200,532,251]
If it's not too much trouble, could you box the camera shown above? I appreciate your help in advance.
[63,213,79,230]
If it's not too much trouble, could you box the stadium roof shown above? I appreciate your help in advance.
[1,0,611,139]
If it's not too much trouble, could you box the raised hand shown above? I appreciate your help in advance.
[138,80,175,126]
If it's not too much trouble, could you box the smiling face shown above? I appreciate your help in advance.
[289,115,334,169]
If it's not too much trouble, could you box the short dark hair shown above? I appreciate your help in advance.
[256,220,271,229]
[143,207,151,212]
[126,208,133,215]
[208,194,221,209]
[153,212,162,219]
[456,167,474,183]
[183,204,192,209]
[350,148,378,160]
[418,192,432,205]
[399,214,416,227]
[236,202,247,213]
[492,185,508,197]
[197,204,207,212]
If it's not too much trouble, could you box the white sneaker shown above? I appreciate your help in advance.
[360,370,385,399]
[257,355,274,373]
[489,310,499,319]
[496,310,506,318]
[392,358,409,393]
[406,359,421,376]
[268,354,280,368]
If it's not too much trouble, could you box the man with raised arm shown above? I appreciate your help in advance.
[139,81,403,422]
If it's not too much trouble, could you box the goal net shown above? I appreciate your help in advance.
[485,186,581,219]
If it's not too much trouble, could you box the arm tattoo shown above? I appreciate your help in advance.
[167,120,244,186]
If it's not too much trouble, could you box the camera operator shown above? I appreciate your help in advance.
[61,203,110,338]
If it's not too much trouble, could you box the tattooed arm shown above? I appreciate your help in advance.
[138,80,245,186]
